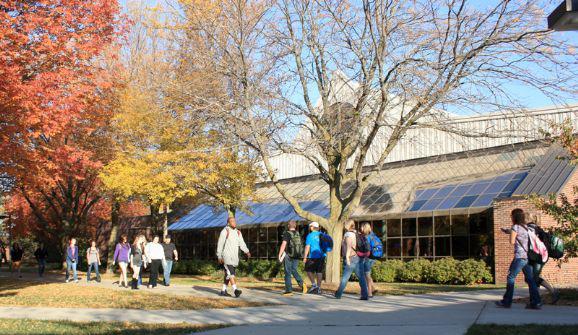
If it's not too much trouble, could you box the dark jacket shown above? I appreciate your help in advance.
[66,246,79,263]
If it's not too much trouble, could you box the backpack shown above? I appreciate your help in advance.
[355,232,371,258]
[530,224,564,260]
[368,233,384,259]
[319,232,333,253]
[547,233,565,259]
[518,225,548,264]
[286,231,304,258]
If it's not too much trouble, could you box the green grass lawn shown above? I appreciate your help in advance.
[0,319,224,335]
[170,275,504,296]
[0,277,266,310]
[466,324,578,335]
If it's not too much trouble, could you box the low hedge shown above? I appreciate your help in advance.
[371,258,493,285]
[172,257,493,285]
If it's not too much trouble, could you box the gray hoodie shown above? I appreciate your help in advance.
[216,226,249,267]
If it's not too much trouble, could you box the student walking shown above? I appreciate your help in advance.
[303,222,325,294]
[34,242,48,278]
[11,242,24,278]
[217,217,250,298]
[86,240,101,283]
[528,213,560,304]
[162,235,178,286]
[278,220,306,296]
[361,222,381,298]
[146,236,164,289]
[113,235,131,288]
[334,220,368,300]
[130,235,146,290]
[496,208,542,309]
[65,238,79,283]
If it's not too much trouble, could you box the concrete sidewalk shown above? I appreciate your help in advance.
[1,288,577,335]
[1,272,577,335]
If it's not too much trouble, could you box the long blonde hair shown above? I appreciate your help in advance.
[344,219,356,231]
[360,222,372,235]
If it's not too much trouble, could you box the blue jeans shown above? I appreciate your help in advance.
[335,256,368,299]
[38,259,46,277]
[87,262,100,282]
[66,259,78,281]
[138,265,143,286]
[163,260,173,285]
[284,257,303,292]
[502,258,541,306]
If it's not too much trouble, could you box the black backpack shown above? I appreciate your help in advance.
[286,231,304,258]
[356,232,371,257]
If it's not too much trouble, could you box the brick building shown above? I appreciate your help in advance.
[169,140,577,285]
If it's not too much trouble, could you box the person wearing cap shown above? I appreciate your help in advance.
[162,235,178,286]
[303,221,324,294]
[217,217,251,298]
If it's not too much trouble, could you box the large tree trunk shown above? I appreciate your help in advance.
[325,220,344,284]
[106,200,121,274]
[162,203,169,237]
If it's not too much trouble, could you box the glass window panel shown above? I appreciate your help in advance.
[258,243,267,259]
[409,200,427,211]
[486,181,509,194]
[452,215,469,235]
[268,226,279,242]
[498,192,511,199]
[433,186,455,199]
[468,213,488,235]
[452,236,469,257]
[513,172,528,180]
[386,218,401,237]
[421,198,444,211]
[418,216,433,236]
[247,228,257,242]
[469,235,485,258]
[494,172,515,181]
[268,243,277,259]
[454,195,478,208]
[472,194,498,207]
[466,183,490,195]
[437,197,460,210]
[386,238,401,257]
[502,179,522,194]
[435,236,451,256]
[435,216,451,235]
[451,185,471,198]
[402,218,417,236]
[257,227,267,242]
[418,237,434,257]
[402,237,417,257]
[416,188,438,201]
[372,220,386,238]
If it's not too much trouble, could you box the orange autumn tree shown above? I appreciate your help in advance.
[0,1,122,256]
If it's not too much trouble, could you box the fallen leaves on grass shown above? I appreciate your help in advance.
[0,278,266,310]
[0,319,225,335]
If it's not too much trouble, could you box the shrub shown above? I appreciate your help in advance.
[371,259,404,283]
[172,260,219,276]
[398,259,433,282]
[425,258,459,284]
[456,259,493,285]
[238,260,282,280]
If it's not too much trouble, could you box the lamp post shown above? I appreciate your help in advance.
[548,0,578,31]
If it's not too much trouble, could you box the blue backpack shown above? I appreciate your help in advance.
[319,232,333,253]
[368,233,383,259]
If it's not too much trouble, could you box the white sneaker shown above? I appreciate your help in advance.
[74,280,78,283]
[65,279,69,283]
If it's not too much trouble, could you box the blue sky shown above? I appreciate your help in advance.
[119,0,577,112]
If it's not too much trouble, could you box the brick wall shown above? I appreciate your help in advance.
[493,170,578,286]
